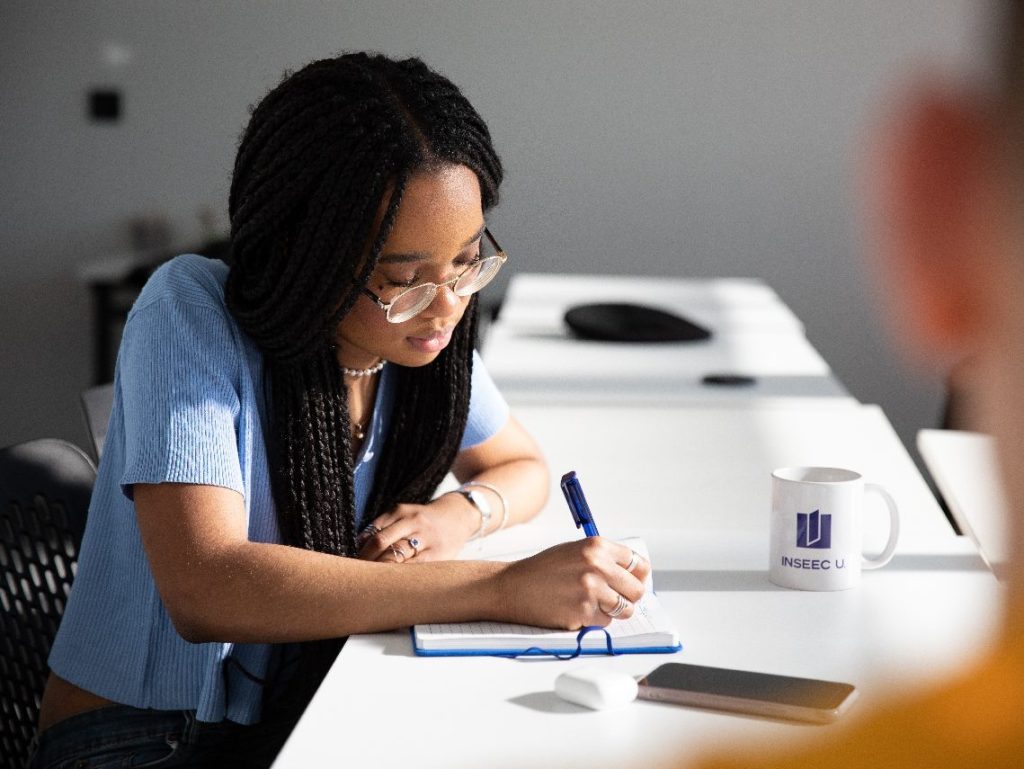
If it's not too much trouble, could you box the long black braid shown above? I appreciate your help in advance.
[223,53,502,718]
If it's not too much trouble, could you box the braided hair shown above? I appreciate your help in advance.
[224,52,502,713]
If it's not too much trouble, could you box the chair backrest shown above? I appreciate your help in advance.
[0,438,96,763]
[79,383,114,462]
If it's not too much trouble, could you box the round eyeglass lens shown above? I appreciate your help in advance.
[388,285,435,323]
[454,256,503,296]
[384,254,505,323]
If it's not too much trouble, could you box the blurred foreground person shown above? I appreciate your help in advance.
[694,4,1024,768]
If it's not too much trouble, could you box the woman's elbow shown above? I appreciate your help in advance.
[159,581,234,644]
[163,595,218,644]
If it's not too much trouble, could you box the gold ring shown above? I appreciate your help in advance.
[390,543,407,560]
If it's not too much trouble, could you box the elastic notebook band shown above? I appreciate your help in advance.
[492,626,617,660]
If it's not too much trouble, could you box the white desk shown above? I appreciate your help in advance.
[469,403,953,554]
[272,404,995,769]
[273,538,996,769]
[483,274,852,405]
[494,273,806,334]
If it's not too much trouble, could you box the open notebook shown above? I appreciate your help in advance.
[412,538,682,657]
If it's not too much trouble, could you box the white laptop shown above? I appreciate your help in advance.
[917,429,1010,579]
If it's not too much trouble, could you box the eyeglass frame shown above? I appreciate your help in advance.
[362,228,507,324]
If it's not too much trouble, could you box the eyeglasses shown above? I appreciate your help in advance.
[363,228,507,323]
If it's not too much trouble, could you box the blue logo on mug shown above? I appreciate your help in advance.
[796,509,831,549]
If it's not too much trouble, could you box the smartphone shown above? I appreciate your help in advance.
[637,662,857,724]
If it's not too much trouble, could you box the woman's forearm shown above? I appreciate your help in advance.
[173,539,510,644]
[136,479,647,646]
[448,414,551,534]
[135,482,514,644]
[450,455,549,534]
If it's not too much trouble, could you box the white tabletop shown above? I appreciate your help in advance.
[273,533,997,769]
[495,273,806,334]
[272,403,992,769]
[482,273,850,405]
[502,402,955,549]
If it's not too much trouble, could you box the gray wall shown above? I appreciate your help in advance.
[0,1,990,456]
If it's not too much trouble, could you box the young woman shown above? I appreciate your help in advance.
[31,53,649,768]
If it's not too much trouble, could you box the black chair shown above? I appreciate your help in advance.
[79,383,114,463]
[0,439,96,764]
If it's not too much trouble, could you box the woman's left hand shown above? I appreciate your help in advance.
[357,493,477,563]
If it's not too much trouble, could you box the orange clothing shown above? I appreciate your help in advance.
[692,646,1024,769]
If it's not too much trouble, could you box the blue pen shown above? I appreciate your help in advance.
[560,471,600,537]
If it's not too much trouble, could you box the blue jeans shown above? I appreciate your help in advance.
[27,705,297,769]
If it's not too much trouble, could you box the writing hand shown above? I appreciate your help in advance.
[496,538,650,629]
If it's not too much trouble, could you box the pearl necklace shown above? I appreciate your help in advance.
[340,360,386,378]
[341,359,384,441]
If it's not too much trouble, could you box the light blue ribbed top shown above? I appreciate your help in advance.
[49,254,509,724]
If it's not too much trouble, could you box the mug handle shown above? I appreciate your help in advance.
[862,483,900,569]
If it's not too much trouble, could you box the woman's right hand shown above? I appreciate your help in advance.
[495,537,650,629]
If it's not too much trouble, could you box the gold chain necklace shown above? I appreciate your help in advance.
[341,360,384,441]
[352,419,368,441]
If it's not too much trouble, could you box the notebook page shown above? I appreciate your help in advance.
[414,538,679,651]
[419,596,663,640]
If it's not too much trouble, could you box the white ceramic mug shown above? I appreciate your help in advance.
[769,467,900,591]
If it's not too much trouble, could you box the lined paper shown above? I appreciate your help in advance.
[413,539,680,654]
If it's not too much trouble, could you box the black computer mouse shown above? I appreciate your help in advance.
[563,303,712,343]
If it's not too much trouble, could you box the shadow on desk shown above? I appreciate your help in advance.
[655,570,782,592]
[654,554,990,592]
[884,552,990,572]
[509,691,593,715]
[375,631,416,658]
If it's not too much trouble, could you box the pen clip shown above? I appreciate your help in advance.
[560,471,598,536]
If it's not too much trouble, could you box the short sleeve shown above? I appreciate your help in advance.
[118,290,244,497]
[460,350,510,450]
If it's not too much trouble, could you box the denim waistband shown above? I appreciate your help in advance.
[32,705,197,767]
[31,702,298,769]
